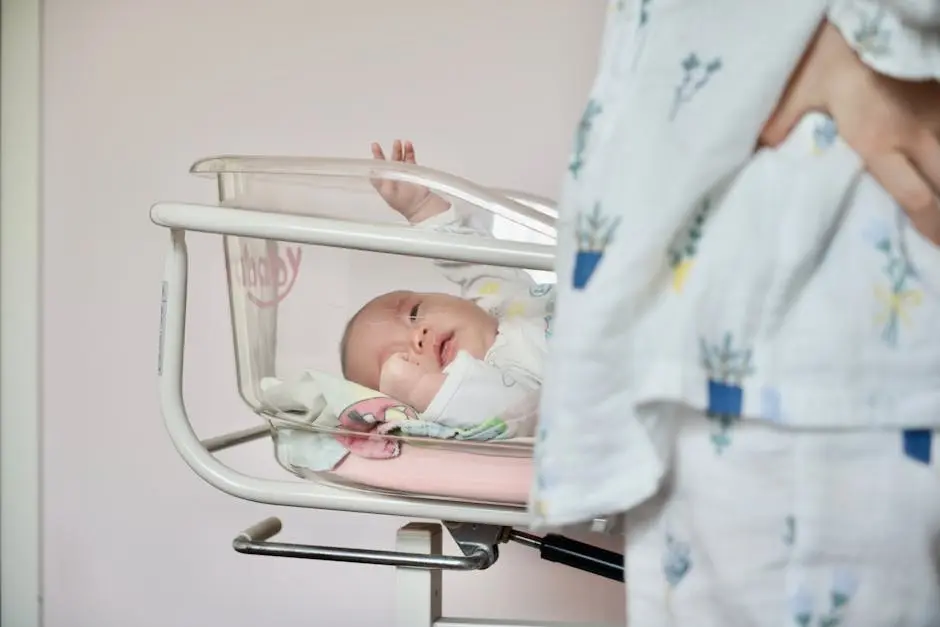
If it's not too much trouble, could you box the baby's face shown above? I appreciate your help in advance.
[343,290,498,391]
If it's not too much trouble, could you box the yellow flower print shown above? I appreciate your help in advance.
[866,218,921,347]
[874,285,922,333]
[477,281,501,296]
[668,198,711,293]
[505,302,527,318]
[672,259,694,292]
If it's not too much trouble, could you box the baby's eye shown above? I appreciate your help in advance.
[409,303,420,322]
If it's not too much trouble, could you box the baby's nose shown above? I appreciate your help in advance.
[412,326,431,353]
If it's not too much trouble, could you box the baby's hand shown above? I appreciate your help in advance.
[379,352,446,413]
[370,140,449,223]
[761,21,940,244]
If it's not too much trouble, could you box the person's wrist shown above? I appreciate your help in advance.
[814,21,874,114]
[797,21,852,112]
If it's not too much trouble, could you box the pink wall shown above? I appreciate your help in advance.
[41,1,620,625]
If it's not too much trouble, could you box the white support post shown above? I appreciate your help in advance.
[395,522,443,627]
[1,1,43,626]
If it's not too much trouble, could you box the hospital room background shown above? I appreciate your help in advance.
[2,0,627,625]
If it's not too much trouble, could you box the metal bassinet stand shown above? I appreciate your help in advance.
[153,156,623,627]
[231,517,623,581]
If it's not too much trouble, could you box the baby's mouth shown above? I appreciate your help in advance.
[438,333,455,368]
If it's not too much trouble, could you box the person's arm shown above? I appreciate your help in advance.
[760,17,940,243]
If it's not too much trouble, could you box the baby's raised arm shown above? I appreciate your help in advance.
[370,140,539,310]
[369,139,451,223]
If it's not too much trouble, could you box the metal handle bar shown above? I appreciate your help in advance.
[233,517,495,571]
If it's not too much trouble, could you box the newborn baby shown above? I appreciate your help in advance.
[340,140,554,432]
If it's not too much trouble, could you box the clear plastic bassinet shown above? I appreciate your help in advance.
[187,156,557,499]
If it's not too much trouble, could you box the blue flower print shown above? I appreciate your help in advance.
[862,216,893,248]
[536,422,548,444]
[853,7,891,57]
[782,515,796,547]
[662,533,692,587]
[761,386,783,423]
[573,203,620,290]
[790,570,860,627]
[639,0,653,25]
[569,99,603,179]
[866,217,922,346]
[830,570,859,610]
[669,52,723,121]
[535,468,549,492]
[541,288,556,338]
[789,586,814,627]
[700,333,755,453]
[818,570,859,627]
[812,117,838,154]
[543,291,555,318]
[533,430,551,492]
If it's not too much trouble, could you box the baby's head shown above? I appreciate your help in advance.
[340,290,498,390]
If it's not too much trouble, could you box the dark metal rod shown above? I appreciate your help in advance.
[233,538,491,570]
[508,530,624,582]
[232,517,492,571]
[202,425,271,452]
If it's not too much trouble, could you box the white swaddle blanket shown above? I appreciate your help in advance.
[261,369,539,472]
[530,0,940,528]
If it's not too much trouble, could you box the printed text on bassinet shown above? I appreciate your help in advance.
[238,243,302,308]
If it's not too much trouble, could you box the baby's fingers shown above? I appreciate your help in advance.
[371,142,386,160]
[403,140,417,164]
[868,152,940,245]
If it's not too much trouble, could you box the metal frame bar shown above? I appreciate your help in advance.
[232,517,496,571]
[187,155,557,237]
[230,519,617,627]
[151,202,555,272]
[202,424,271,453]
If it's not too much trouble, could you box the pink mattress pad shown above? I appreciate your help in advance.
[331,442,533,505]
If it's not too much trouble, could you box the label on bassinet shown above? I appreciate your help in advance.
[236,242,302,308]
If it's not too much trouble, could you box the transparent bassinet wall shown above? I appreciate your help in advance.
[194,157,556,472]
